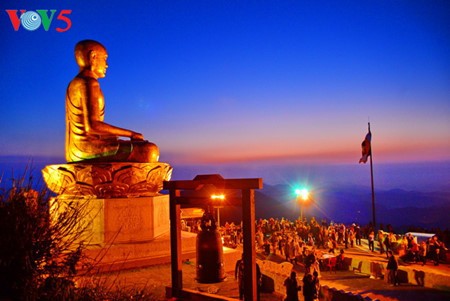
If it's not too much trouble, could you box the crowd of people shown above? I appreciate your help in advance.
[283,270,320,301]
[183,215,448,299]
[215,216,448,267]
[393,232,448,266]
[218,216,370,264]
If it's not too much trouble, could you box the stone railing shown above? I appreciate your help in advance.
[257,259,294,296]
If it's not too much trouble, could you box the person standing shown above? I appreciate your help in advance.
[429,235,442,266]
[328,237,336,254]
[289,238,298,264]
[235,255,245,300]
[344,228,349,249]
[386,251,399,286]
[305,250,315,274]
[271,234,279,256]
[348,228,355,248]
[234,254,262,301]
[263,240,271,256]
[368,231,375,252]
[311,249,321,278]
[256,228,264,251]
[355,226,362,246]
[312,270,320,300]
[284,271,301,301]
[279,235,285,257]
[284,237,291,262]
[418,241,427,266]
[378,230,385,255]
[383,233,392,258]
[302,273,317,301]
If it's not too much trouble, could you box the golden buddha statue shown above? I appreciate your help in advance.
[65,40,159,163]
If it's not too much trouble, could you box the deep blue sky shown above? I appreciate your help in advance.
[1,0,449,189]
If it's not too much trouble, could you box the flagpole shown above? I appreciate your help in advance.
[368,122,376,230]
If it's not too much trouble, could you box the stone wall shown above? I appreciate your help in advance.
[257,259,294,296]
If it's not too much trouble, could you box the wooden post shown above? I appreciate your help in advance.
[169,189,182,297]
[242,189,257,301]
[164,175,262,299]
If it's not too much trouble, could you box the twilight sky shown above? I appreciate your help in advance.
[1,1,449,172]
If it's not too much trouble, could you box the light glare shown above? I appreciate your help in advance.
[295,188,309,201]
[211,194,225,201]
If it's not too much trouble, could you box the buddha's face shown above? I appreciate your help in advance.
[90,47,108,78]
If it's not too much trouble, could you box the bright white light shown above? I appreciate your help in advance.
[211,194,225,201]
[295,188,309,201]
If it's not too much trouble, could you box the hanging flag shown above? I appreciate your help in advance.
[359,131,371,163]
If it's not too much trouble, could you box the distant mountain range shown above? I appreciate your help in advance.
[1,156,449,231]
[218,183,450,231]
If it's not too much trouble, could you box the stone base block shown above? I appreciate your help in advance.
[51,195,170,246]
[50,194,199,271]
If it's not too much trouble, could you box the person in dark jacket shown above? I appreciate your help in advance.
[386,251,399,286]
[284,271,301,301]
[302,273,316,301]
[234,254,262,300]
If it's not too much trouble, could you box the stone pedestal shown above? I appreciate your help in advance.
[42,162,197,270]
[52,195,170,246]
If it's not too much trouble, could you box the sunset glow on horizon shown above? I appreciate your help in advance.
[1,1,449,170]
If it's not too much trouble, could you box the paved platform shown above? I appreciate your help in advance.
[77,240,450,300]
[346,241,450,290]
[82,230,197,273]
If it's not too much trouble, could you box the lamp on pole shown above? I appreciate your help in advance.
[211,193,225,227]
[295,188,309,221]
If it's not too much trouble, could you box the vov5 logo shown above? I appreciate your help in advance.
[5,9,72,32]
